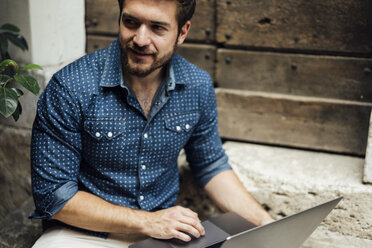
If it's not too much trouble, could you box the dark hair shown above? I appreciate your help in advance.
[117,0,196,30]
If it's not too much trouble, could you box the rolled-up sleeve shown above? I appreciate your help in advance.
[30,76,82,220]
[184,76,232,188]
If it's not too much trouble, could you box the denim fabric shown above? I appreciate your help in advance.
[30,39,231,233]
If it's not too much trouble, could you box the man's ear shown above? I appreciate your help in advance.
[177,21,191,45]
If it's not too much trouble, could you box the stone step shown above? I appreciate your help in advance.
[222,141,372,248]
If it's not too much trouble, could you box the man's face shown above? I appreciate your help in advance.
[119,0,188,77]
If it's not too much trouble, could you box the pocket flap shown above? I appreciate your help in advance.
[164,112,200,132]
[84,118,126,140]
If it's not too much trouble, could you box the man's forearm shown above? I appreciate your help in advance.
[52,191,147,234]
[204,170,273,226]
[52,191,205,242]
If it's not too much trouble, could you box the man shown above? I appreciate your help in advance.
[30,0,273,247]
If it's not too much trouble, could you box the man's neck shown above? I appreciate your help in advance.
[123,67,166,118]
[124,67,165,93]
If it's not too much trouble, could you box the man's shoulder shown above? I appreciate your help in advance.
[53,47,109,94]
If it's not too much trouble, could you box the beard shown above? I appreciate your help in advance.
[120,41,177,78]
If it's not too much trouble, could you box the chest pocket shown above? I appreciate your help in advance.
[83,118,126,141]
[164,111,200,134]
[162,111,200,165]
[82,118,127,169]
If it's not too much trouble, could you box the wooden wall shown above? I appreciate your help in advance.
[86,0,372,155]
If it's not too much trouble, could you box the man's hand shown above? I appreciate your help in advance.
[143,206,205,242]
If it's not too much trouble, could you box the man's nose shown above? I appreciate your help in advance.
[133,25,151,47]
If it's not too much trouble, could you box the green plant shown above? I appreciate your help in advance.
[0,23,28,60]
[0,23,42,121]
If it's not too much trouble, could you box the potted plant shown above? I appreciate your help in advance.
[0,23,43,121]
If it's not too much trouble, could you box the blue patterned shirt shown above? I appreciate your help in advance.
[30,39,231,233]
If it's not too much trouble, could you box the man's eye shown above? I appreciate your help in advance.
[152,25,166,32]
[123,18,137,27]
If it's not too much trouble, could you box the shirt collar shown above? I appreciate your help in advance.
[99,38,187,91]
[99,39,122,88]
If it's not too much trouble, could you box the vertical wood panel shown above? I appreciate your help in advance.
[363,111,372,183]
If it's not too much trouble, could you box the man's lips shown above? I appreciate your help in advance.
[129,48,154,59]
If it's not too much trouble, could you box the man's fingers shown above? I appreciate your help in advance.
[172,230,192,242]
[179,216,205,236]
[148,207,206,242]
[176,222,202,239]
[175,207,205,236]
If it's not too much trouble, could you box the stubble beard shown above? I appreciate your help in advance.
[120,42,177,78]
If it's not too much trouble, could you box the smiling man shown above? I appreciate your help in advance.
[30,0,273,247]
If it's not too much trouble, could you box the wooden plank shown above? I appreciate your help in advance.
[187,0,215,42]
[216,89,371,155]
[85,0,215,42]
[216,0,372,54]
[86,35,116,53]
[216,49,372,102]
[86,0,120,35]
[176,44,216,80]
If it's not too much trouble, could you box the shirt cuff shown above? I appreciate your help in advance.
[29,181,78,220]
[193,155,233,188]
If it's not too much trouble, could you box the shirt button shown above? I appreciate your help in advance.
[139,195,144,201]
[176,126,181,132]
[185,124,190,130]
[144,133,148,138]
[141,165,146,170]
[107,132,113,138]
[95,132,101,138]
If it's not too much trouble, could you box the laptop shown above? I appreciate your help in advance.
[129,197,342,248]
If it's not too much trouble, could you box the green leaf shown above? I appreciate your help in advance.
[0,24,20,33]
[14,74,40,95]
[0,74,11,86]
[20,64,43,71]
[0,59,18,70]
[0,87,19,118]
[12,100,22,121]
[2,32,28,51]
[10,88,24,97]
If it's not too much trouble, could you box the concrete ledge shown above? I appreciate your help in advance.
[222,141,372,247]
[0,124,32,221]
[0,197,42,248]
